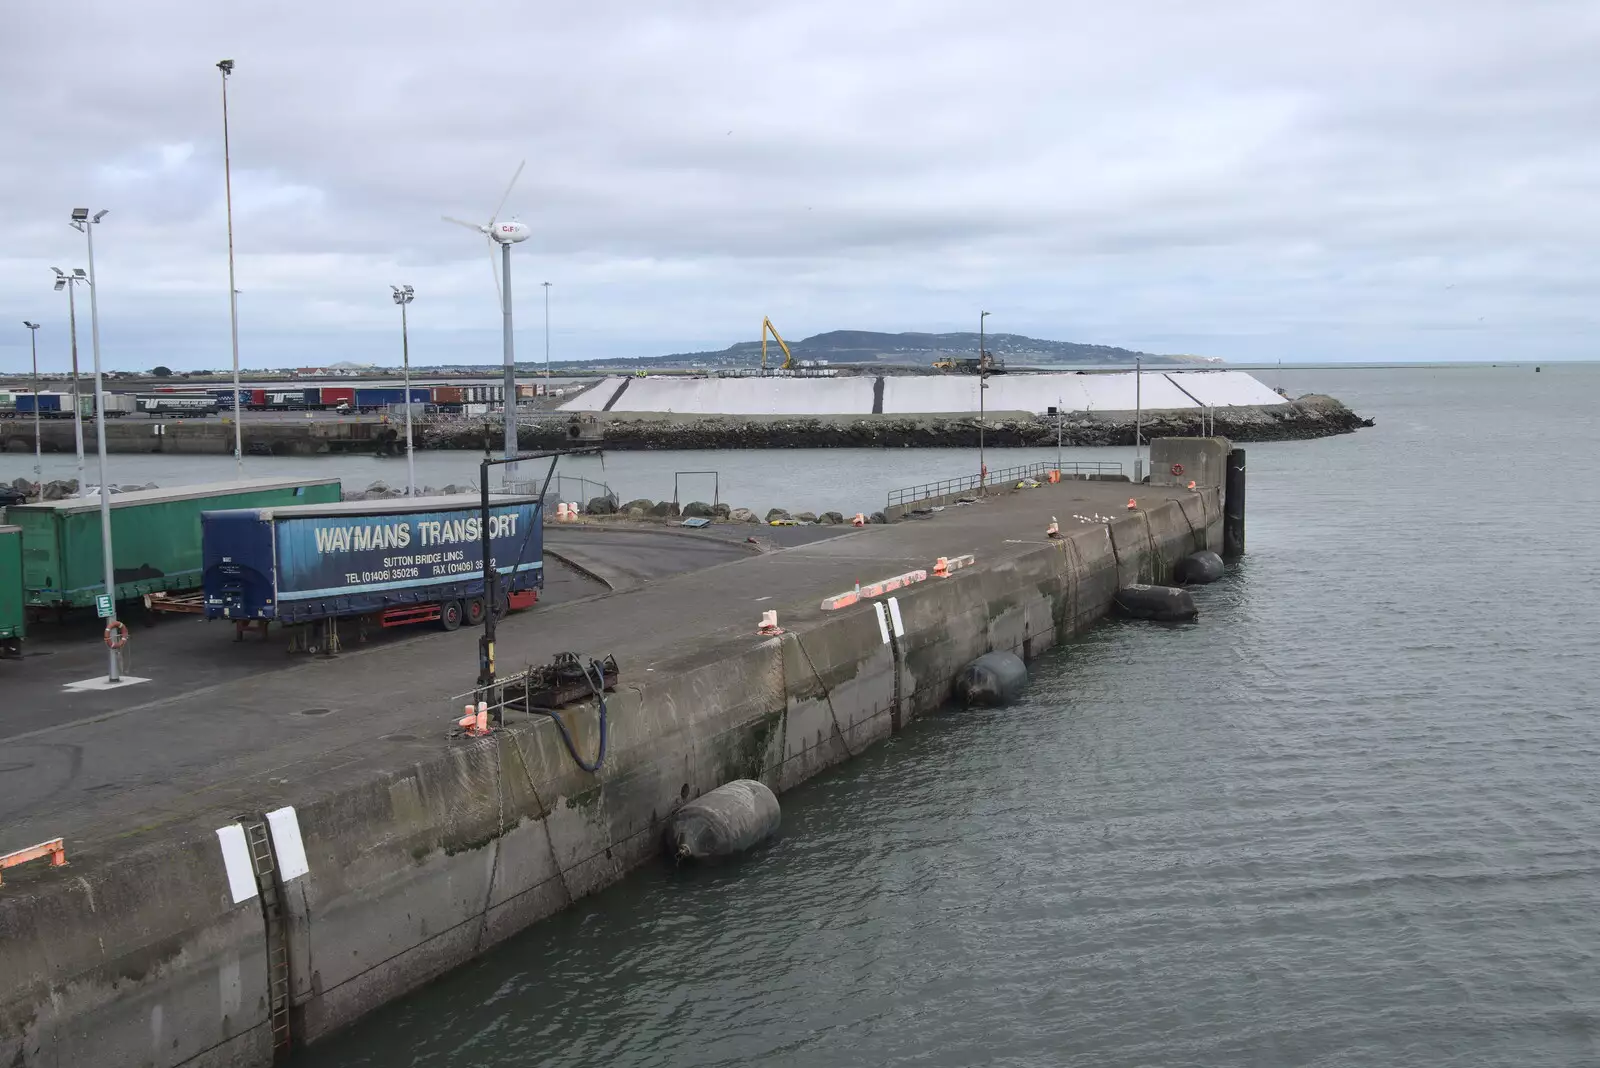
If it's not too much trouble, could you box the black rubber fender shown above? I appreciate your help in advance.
[1174,550,1225,585]
[1114,584,1198,621]
[954,650,1029,707]
[666,779,780,861]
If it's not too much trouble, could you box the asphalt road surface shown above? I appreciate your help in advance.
[0,524,771,744]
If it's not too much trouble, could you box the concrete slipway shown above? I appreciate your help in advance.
[562,370,1285,415]
[1,439,1231,1068]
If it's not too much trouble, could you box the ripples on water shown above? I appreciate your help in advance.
[288,365,1600,1066]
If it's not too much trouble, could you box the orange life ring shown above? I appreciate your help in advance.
[1170,462,1184,476]
[104,620,129,650]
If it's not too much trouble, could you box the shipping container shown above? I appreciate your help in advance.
[137,393,218,417]
[202,494,542,629]
[321,386,356,408]
[0,525,23,657]
[16,394,64,414]
[354,387,406,411]
[96,393,137,418]
[10,477,342,610]
[431,386,464,405]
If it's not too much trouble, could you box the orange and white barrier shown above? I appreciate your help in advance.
[0,838,66,886]
[1048,469,1061,483]
[852,513,866,527]
[1127,498,1138,510]
[1045,517,1061,538]
[568,502,579,519]
[820,568,928,610]
[933,553,976,577]
[556,503,570,520]
[457,701,492,736]
[1187,481,1196,490]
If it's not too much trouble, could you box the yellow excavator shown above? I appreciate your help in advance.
[760,316,795,372]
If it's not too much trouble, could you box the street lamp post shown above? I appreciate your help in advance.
[71,208,120,682]
[391,285,416,496]
[22,322,42,499]
[978,310,990,493]
[542,281,551,381]
[52,269,88,491]
[218,59,244,477]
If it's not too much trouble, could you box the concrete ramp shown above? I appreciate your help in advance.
[1162,370,1285,408]
[566,376,876,416]
[885,371,1203,414]
[561,369,1284,416]
[562,377,629,411]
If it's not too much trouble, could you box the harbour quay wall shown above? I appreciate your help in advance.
[0,459,1224,1067]
[0,416,400,457]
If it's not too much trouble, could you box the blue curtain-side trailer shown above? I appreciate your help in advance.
[201,494,542,646]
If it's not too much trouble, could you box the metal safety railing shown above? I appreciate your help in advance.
[503,474,615,507]
[885,460,1123,511]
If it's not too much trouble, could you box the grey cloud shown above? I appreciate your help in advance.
[2,0,1598,371]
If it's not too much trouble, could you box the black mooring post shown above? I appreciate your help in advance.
[1223,447,1246,558]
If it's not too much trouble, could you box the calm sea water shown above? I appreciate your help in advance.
[22,364,1600,1066]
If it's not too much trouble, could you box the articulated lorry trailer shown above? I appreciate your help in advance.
[201,494,543,643]
[0,525,23,657]
[9,477,342,612]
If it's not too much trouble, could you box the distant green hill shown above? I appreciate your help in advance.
[531,330,1211,371]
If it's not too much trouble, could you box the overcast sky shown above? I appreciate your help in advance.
[3,0,1597,373]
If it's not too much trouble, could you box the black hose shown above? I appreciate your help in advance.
[543,656,608,772]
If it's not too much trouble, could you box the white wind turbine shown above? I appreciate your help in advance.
[444,161,530,471]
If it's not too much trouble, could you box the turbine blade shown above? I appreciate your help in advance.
[443,215,485,233]
[487,237,503,307]
[487,160,526,225]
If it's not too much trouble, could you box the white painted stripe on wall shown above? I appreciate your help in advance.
[215,824,258,904]
[265,806,310,882]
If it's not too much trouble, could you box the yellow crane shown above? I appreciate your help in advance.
[760,316,796,372]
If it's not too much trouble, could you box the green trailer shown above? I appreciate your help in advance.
[0,525,23,656]
[10,477,342,611]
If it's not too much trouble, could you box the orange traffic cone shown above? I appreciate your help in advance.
[1045,517,1061,538]
[758,610,783,635]
[1187,481,1196,490]
[933,557,949,577]
[852,512,866,527]
[1127,498,1138,510]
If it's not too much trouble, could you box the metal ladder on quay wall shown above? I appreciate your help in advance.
[244,819,293,1060]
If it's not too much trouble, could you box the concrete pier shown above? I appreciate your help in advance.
[0,439,1231,1067]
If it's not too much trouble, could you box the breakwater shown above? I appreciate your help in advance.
[429,395,1368,451]
[1,440,1229,1067]
[0,397,1365,457]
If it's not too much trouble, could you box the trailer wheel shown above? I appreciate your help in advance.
[439,600,463,631]
[464,596,486,626]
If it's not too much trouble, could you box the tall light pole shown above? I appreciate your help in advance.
[391,285,416,496]
[51,268,88,490]
[218,59,244,477]
[71,207,120,682]
[22,322,42,499]
[978,310,990,493]
[542,281,551,381]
